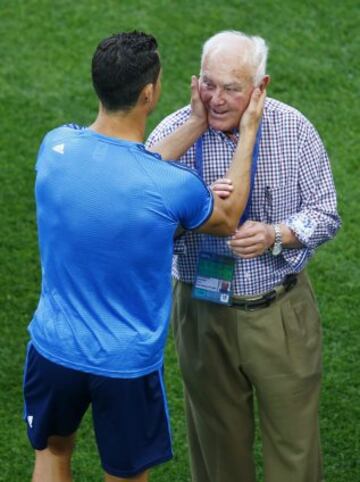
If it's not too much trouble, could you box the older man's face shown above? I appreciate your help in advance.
[199,52,254,132]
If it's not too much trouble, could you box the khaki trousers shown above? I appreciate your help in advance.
[172,271,323,482]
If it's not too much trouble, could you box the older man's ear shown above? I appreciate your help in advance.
[259,75,271,92]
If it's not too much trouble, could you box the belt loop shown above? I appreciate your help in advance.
[284,274,298,292]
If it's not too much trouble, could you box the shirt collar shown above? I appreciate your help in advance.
[208,126,239,143]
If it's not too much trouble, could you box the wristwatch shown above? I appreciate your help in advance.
[271,224,283,256]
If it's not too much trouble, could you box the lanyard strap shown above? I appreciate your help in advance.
[195,136,204,178]
[195,123,262,224]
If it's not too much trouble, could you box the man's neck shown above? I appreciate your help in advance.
[89,105,146,143]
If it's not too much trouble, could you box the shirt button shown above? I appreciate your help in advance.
[244,271,251,280]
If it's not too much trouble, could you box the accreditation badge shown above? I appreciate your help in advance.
[192,252,235,305]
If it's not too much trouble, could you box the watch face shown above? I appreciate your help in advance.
[272,243,282,256]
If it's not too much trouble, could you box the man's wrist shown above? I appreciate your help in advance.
[267,223,303,252]
[239,120,259,136]
[270,224,283,255]
[188,115,208,135]
[238,126,258,147]
[266,224,276,249]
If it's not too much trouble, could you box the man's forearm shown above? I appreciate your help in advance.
[197,89,266,236]
[222,127,257,226]
[148,117,207,161]
[279,224,303,248]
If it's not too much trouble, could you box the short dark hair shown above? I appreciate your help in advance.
[91,31,161,112]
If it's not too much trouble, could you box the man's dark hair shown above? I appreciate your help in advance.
[91,31,161,112]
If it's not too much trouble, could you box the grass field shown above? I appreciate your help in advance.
[0,0,359,480]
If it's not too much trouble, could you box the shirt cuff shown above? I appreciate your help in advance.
[284,212,318,246]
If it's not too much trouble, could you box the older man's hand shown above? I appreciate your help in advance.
[190,75,208,130]
[228,220,275,258]
[210,178,233,199]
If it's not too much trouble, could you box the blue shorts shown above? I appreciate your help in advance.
[23,344,173,477]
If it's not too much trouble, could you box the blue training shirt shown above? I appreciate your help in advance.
[29,125,213,378]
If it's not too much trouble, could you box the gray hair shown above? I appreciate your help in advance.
[201,31,269,86]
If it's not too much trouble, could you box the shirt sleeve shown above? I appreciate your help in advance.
[35,139,46,171]
[283,123,341,257]
[165,163,214,230]
[146,108,202,254]
[35,124,84,171]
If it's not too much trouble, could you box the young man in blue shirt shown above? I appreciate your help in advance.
[23,31,264,482]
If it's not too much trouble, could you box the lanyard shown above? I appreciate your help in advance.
[195,123,262,224]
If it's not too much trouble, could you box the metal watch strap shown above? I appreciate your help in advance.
[271,224,282,256]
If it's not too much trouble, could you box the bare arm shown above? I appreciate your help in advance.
[148,76,208,160]
[198,88,266,236]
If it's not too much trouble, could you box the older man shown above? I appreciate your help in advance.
[147,31,340,482]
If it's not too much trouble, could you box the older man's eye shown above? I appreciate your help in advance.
[225,86,239,93]
[201,78,213,87]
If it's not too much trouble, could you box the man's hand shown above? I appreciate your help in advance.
[210,178,233,199]
[239,88,266,132]
[189,75,208,130]
[228,220,275,258]
[148,76,207,161]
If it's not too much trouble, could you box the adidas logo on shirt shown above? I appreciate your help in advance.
[27,415,34,428]
[52,143,65,154]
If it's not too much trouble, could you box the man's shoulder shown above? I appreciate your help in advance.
[142,147,199,182]
[264,97,321,143]
[36,124,85,161]
[139,144,207,195]
[42,123,85,146]
[265,97,309,123]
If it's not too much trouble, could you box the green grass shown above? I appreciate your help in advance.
[1,0,359,480]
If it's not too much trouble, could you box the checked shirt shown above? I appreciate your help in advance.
[146,97,341,296]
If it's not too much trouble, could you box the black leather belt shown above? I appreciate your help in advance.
[230,274,298,311]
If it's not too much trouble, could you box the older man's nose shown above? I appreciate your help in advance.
[211,88,225,105]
